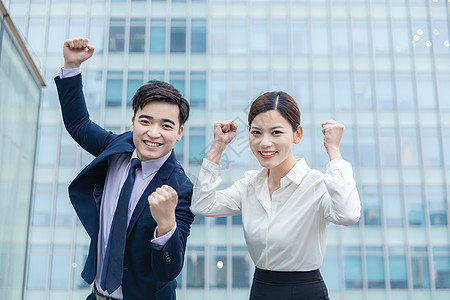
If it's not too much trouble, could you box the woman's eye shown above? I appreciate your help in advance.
[251,130,260,135]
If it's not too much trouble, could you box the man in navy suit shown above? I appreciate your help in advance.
[55,38,194,300]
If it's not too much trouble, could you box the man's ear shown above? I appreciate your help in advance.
[176,125,184,141]
[130,116,135,132]
[294,125,303,144]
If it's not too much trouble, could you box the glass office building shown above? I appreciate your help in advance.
[5,0,450,299]
[0,1,44,299]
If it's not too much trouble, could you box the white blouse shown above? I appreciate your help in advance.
[191,158,361,272]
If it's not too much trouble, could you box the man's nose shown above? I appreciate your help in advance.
[146,125,161,138]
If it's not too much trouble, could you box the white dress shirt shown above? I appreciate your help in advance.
[191,158,361,272]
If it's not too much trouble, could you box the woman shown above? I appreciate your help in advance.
[190,91,361,300]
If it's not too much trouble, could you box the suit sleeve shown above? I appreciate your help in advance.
[55,74,116,157]
[150,169,195,282]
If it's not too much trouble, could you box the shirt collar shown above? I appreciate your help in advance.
[131,150,172,179]
[248,158,310,187]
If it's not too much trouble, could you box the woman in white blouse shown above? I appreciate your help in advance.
[190,91,361,300]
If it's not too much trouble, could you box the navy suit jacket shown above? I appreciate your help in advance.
[55,74,194,300]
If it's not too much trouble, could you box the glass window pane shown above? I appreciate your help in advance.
[391,19,411,56]
[399,127,420,167]
[389,256,408,288]
[293,72,311,110]
[191,19,206,53]
[27,245,48,289]
[416,73,437,110]
[251,19,268,54]
[383,185,403,227]
[411,254,430,288]
[32,184,52,226]
[47,17,65,54]
[431,20,450,56]
[186,248,205,288]
[73,245,90,289]
[150,19,166,53]
[367,255,385,288]
[37,126,58,166]
[427,185,447,226]
[437,73,450,110]
[313,72,331,110]
[271,19,288,54]
[420,127,442,167]
[396,72,415,110]
[344,255,363,288]
[362,185,381,226]
[311,19,329,55]
[189,128,206,165]
[375,72,394,110]
[210,72,227,109]
[127,72,144,106]
[292,19,309,55]
[232,255,251,288]
[354,72,373,110]
[55,184,74,226]
[130,18,146,52]
[378,127,399,167]
[109,18,125,52]
[209,251,227,288]
[211,19,227,55]
[169,72,185,96]
[406,185,425,226]
[371,19,390,55]
[106,72,123,107]
[321,246,341,290]
[331,19,349,55]
[334,72,353,110]
[433,256,450,288]
[59,130,78,166]
[231,19,248,54]
[352,19,370,55]
[50,245,71,289]
[358,127,378,167]
[231,71,248,109]
[27,17,46,54]
[170,19,186,53]
[89,18,106,53]
[190,72,206,108]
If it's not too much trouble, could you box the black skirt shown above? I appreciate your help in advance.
[249,268,330,300]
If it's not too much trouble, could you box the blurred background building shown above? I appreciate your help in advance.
[0,1,45,299]
[2,0,449,299]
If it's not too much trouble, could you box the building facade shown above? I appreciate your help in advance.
[4,0,450,299]
[0,1,44,299]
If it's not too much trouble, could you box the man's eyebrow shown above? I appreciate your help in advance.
[138,114,176,126]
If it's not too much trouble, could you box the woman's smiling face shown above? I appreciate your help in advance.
[249,109,302,171]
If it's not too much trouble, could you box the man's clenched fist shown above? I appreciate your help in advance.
[148,185,178,237]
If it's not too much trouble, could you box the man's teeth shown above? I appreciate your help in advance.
[145,141,160,146]
[261,151,275,156]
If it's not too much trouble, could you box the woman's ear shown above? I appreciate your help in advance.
[294,125,303,144]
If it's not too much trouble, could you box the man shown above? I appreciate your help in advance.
[55,38,194,300]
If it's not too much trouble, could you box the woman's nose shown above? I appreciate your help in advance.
[260,135,272,147]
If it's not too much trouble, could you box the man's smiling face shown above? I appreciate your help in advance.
[130,101,183,161]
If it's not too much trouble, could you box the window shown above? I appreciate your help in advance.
[411,248,430,288]
[389,254,408,288]
[344,252,363,288]
[170,72,185,96]
[150,19,166,53]
[371,19,391,55]
[433,249,450,288]
[399,127,420,167]
[391,20,411,56]
[416,72,437,110]
[271,19,288,55]
[367,255,385,288]
[106,71,123,107]
[395,72,415,110]
[405,185,425,226]
[358,127,378,167]
[50,245,71,289]
[127,71,144,106]
[89,18,106,53]
[378,127,399,167]
[231,19,248,54]
[170,19,186,53]
[251,19,268,54]
[47,17,65,54]
[209,247,227,288]
[32,184,53,226]
[352,19,370,55]
[191,19,206,53]
[354,72,373,110]
[211,19,227,55]
[55,184,74,226]
[292,19,309,55]
[334,72,353,110]
[375,72,394,110]
[331,19,350,55]
[293,72,311,110]
[321,246,341,290]
[232,252,251,288]
[27,245,49,289]
[109,18,125,52]
[130,18,146,52]
[231,71,248,109]
[437,73,450,110]
[186,247,205,288]
[427,185,447,226]
[311,19,329,55]
[383,185,403,227]
[312,72,331,110]
[362,185,381,226]
[420,127,442,167]
[37,126,58,166]
[190,72,206,108]
[189,127,206,165]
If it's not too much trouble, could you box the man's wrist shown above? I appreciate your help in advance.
[64,62,81,69]
[156,219,176,237]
